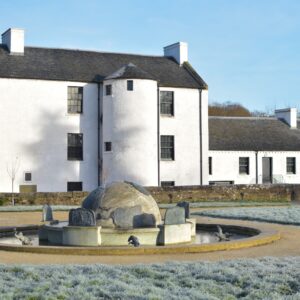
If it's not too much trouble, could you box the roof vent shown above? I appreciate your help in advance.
[1,28,24,55]
[164,42,188,65]
[275,108,297,128]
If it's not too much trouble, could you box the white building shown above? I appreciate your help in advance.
[208,108,300,185]
[0,28,209,192]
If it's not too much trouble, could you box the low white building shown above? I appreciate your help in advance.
[208,108,300,185]
[0,28,209,192]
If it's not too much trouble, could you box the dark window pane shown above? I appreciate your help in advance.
[160,91,174,115]
[67,182,82,191]
[68,133,83,160]
[127,80,133,91]
[209,157,212,175]
[160,135,174,160]
[25,172,32,181]
[161,181,175,187]
[67,86,83,114]
[287,157,296,174]
[106,85,112,95]
[239,157,249,174]
[105,142,112,152]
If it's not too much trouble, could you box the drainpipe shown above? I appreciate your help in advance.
[97,83,102,186]
[255,151,258,184]
[199,89,203,185]
[157,83,160,186]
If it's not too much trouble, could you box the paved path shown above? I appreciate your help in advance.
[0,211,299,264]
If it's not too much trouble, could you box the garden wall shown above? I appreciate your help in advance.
[0,184,299,206]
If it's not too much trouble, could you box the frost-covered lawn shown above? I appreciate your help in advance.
[0,201,288,212]
[195,206,300,225]
[1,257,300,299]
[0,205,79,212]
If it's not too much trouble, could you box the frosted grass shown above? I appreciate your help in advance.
[0,202,288,212]
[195,206,300,225]
[0,257,300,299]
[0,205,79,212]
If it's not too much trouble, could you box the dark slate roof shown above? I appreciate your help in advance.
[0,45,207,88]
[209,117,300,151]
[105,63,156,80]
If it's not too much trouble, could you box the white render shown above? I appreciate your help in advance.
[209,150,300,185]
[275,108,297,128]
[0,78,98,192]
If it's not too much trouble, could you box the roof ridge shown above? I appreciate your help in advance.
[209,116,276,120]
[21,45,166,59]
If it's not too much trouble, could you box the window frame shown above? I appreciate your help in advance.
[160,91,174,116]
[67,86,83,114]
[160,135,175,160]
[287,157,296,174]
[67,182,83,192]
[239,157,249,175]
[104,141,112,152]
[24,172,32,182]
[127,80,134,91]
[67,133,83,161]
[161,181,175,187]
[105,84,112,96]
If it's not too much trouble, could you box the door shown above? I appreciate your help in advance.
[262,157,272,184]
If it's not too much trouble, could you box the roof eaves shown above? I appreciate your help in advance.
[182,61,208,90]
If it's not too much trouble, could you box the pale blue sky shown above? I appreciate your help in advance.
[1,0,300,112]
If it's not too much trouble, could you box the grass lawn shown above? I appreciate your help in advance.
[194,206,300,225]
[0,257,299,299]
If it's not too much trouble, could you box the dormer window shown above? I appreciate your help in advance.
[127,80,133,91]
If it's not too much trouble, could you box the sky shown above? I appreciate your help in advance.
[1,0,300,112]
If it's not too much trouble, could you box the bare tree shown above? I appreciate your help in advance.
[6,157,20,206]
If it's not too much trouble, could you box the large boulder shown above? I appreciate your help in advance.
[82,181,162,228]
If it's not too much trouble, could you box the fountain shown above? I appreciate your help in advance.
[39,181,196,246]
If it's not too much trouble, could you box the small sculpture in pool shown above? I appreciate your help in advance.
[215,225,231,242]
[128,235,140,247]
[14,231,33,245]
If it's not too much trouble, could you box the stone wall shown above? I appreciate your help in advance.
[0,184,299,206]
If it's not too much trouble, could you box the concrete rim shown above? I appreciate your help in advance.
[0,223,280,256]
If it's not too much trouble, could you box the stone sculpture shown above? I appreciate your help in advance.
[14,231,32,245]
[164,206,185,225]
[69,208,96,226]
[215,225,231,241]
[177,201,190,218]
[128,235,140,247]
[42,204,53,222]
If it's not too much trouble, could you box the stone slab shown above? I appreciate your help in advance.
[69,208,96,227]
[159,223,192,245]
[164,206,185,225]
[177,201,190,218]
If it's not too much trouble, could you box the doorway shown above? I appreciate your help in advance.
[262,157,272,184]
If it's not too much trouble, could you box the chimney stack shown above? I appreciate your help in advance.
[275,108,297,128]
[1,28,24,55]
[164,42,188,65]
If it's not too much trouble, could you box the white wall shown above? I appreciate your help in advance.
[209,150,300,184]
[102,78,159,186]
[0,78,98,192]
[160,87,204,186]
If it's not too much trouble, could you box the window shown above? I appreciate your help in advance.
[127,80,133,91]
[287,157,296,174]
[160,135,174,160]
[239,157,249,174]
[160,91,174,116]
[105,84,112,95]
[24,172,32,182]
[68,133,83,160]
[68,86,83,114]
[209,157,212,175]
[105,142,112,152]
[161,181,175,187]
[67,182,82,191]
